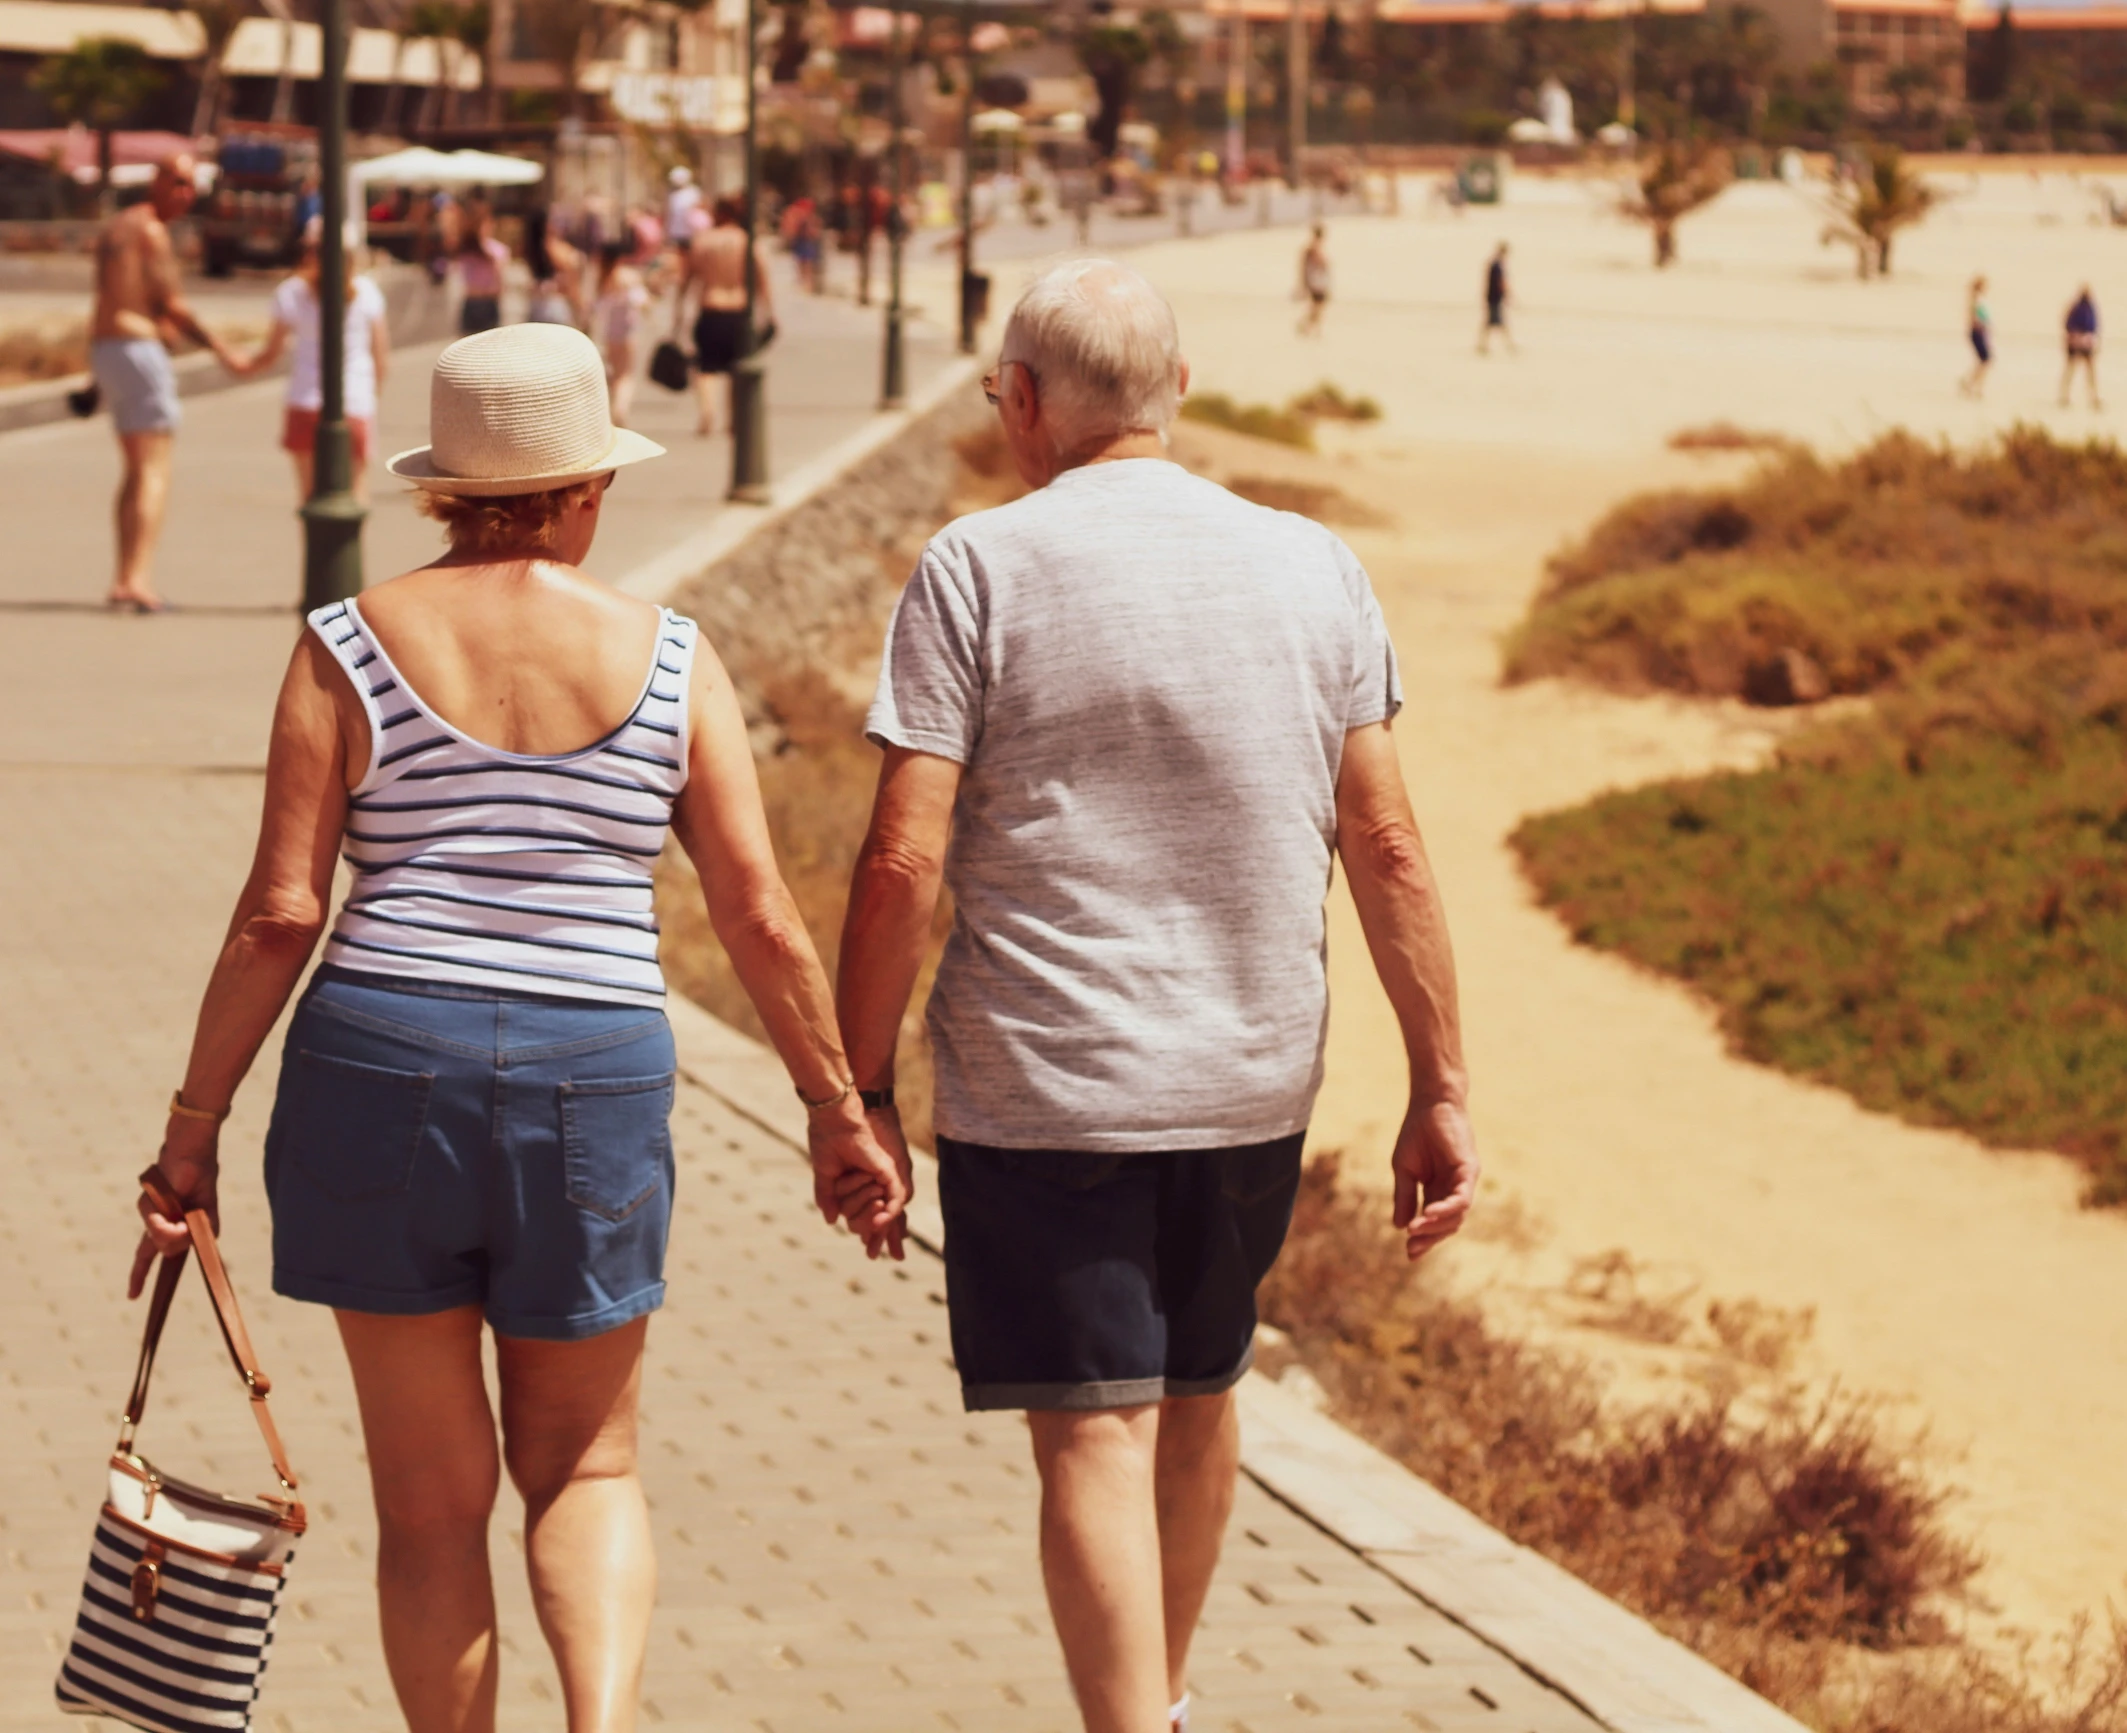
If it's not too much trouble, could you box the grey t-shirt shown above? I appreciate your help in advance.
[866,458,1402,1152]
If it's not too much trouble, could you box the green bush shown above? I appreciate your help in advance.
[1507,428,2127,1203]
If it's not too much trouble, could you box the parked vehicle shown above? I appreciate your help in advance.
[201,126,317,276]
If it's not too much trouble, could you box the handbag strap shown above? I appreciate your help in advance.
[122,1168,300,1495]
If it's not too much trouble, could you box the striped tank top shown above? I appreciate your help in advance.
[307,597,697,1009]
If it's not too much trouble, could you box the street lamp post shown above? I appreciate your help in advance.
[957,0,978,356]
[728,0,769,502]
[880,4,906,408]
[300,0,363,610]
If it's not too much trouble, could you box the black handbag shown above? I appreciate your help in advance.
[648,340,691,392]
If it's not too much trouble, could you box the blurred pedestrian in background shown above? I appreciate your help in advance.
[1296,222,1330,336]
[452,205,509,335]
[664,164,701,249]
[673,195,773,438]
[237,232,391,506]
[2063,285,2102,409]
[1960,275,1992,399]
[88,153,241,613]
[525,208,585,327]
[1479,242,1513,354]
[592,241,648,427]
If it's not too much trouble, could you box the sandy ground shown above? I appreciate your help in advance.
[912,167,2127,1660]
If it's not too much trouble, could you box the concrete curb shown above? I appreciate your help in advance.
[614,352,983,605]
[660,989,1809,1733]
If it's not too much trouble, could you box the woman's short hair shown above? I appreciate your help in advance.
[416,479,601,557]
[1002,260,1182,447]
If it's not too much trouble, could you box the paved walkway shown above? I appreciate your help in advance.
[0,260,1604,1732]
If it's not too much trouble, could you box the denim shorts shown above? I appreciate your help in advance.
[935,1132,1305,1412]
[264,967,677,1341]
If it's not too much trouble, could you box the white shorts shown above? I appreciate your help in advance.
[90,339,180,436]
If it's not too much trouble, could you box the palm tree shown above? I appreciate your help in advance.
[404,0,459,132]
[1621,139,1731,267]
[1821,147,1939,279]
[34,38,165,210]
[519,0,608,120]
[183,0,247,137]
[258,0,297,123]
[446,0,492,128]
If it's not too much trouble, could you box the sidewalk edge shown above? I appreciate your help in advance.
[658,993,1810,1733]
[614,353,982,606]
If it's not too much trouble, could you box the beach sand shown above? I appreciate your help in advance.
[920,167,2127,1656]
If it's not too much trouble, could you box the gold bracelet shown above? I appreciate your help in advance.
[168,1091,230,1126]
[794,1077,855,1114]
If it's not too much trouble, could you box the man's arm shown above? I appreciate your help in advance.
[145,221,235,367]
[834,748,962,1252]
[1334,721,1479,1260]
[838,747,960,1092]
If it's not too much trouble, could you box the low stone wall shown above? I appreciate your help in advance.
[666,380,992,728]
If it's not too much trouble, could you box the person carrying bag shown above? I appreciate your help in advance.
[56,1167,304,1731]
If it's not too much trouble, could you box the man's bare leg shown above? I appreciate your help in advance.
[110,430,174,608]
[691,368,718,437]
[1154,1393,1240,1708]
[1029,1406,1171,1733]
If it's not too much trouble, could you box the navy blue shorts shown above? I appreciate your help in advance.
[264,968,677,1341]
[935,1132,1305,1412]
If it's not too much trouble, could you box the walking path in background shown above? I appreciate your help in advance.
[0,252,1633,1731]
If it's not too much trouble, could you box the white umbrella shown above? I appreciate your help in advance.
[353,146,543,188]
[972,109,1024,134]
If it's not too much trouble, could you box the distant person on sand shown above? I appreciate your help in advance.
[1296,223,1331,336]
[1961,275,1992,399]
[1479,242,1513,354]
[837,259,1478,1733]
[591,241,649,427]
[87,153,242,613]
[2063,285,2101,409]
[672,195,774,438]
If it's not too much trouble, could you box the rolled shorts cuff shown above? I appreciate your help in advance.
[273,1267,484,1318]
[962,1343,1254,1413]
[489,1281,666,1343]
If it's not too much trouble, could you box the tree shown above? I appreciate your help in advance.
[403,0,454,131]
[183,0,246,137]
[1820,147,1939,278]
[517,0,607,120]
[1973,3,2016,103]
[1078,22,1153,161]
[448,0,491,127]
[34,38,165,210]
[1621,138,1732,266]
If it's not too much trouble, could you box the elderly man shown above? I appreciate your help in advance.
[88,153,239,611]
[836,260,1477,1733]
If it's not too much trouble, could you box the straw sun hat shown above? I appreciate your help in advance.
[387,324,665,498]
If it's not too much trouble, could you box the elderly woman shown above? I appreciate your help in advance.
[130,323,905,1732]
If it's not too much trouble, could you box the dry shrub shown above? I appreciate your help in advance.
[1224,474,1390,528]
[0,321,90,385]
[1708,1297,1817,1374]
[1262,1156,2127,1732]
[1179,391,1316,450]
[1670,421,1801,455]
[1566,1247,1698,1345]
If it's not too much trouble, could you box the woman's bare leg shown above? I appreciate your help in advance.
[337,1306,502,1733]
[496,1318,655,1733]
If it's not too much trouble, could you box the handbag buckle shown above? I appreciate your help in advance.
[130,1542,165,1622]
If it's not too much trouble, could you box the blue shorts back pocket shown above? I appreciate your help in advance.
[560,1073,675,1222]
[282,1049,434,1202]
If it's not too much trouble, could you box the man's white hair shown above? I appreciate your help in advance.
[1001,259,1183,447]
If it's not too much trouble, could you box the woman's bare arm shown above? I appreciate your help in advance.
[669,639,909,1253]
[130,633,356,1292]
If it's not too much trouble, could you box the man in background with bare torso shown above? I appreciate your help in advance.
[89,153,239,611]
[670,195,773,438]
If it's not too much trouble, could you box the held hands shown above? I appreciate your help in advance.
[1390,1097,1480,1263]
[128,1121,221,1299]
[809,1099,912,1262]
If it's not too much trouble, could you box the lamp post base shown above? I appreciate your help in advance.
[880,305,906,410]
[300,420,366,612]
[728,352,770,504]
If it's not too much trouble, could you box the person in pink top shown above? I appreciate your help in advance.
[450,207,510,334]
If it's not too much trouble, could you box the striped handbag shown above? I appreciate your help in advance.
[56,1168,305,1732]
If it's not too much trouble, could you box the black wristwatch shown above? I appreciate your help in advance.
[859,1087,896,1112]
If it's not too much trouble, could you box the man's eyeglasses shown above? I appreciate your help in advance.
[982,359,1037,408]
